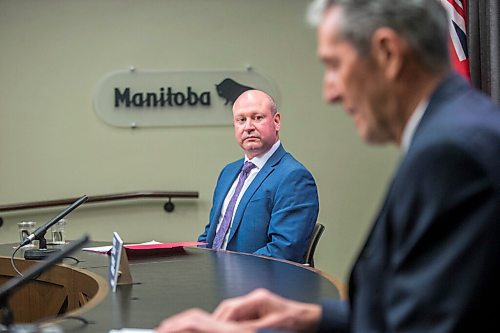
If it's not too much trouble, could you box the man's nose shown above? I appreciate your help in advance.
[323,72,342,103]
[244,119,255,130]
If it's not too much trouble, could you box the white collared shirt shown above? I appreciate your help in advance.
[401,99,429,154]
[216,140,281,249]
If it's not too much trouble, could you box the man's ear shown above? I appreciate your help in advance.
[371,27,406,80]
[274,112,281,132]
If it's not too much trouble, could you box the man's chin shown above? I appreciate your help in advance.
[359,129,392,145]
[242,145,264,158]
[243,142,261,150]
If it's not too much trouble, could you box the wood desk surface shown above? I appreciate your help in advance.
[0,243,340,332]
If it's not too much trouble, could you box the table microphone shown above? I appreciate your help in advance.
[21,195,88,260]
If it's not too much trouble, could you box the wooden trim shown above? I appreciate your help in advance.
[55,268,110,321]
[0,191,199,212]
[310,269,348,300]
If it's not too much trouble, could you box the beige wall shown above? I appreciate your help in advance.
[0,0,399,282]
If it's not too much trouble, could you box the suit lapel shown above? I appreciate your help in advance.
[226,145,287,244]
[348,171,398,301]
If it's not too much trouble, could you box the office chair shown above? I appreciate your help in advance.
[304,223,325,268]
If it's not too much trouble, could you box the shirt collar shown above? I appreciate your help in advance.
[401,99,428,154]
[245,140,281,170]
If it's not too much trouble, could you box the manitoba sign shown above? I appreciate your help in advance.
[93,68,279,128]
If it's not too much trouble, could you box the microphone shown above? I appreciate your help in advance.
[20,195,88,260]
[1,235,90,328]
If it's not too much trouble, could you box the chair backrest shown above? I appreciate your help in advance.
[304,223,325,267]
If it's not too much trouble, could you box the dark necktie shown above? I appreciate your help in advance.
[212,161,256,249]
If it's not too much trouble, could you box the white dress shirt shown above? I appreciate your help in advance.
[401,99,429,154]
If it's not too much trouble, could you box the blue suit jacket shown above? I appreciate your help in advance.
[319,74,500,333]
[198,144,319,263]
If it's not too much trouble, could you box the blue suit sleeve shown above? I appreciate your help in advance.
[253,167,319,263]
[197,168,227,248]
[197,198,213,248]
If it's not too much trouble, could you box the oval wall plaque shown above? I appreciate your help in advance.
[93,68,279,128]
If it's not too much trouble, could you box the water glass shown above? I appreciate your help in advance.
[17,221,37,246]
[48,219,67,245]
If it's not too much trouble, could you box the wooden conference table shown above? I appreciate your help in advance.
[0,242,342,332]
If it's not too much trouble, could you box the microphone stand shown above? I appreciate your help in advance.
[23,235,60,261]
[22,195,88,260]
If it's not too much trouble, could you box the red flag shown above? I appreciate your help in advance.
[439,0,470,79]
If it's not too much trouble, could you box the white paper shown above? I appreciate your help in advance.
[82,240,161,254]
[82,245,113,253]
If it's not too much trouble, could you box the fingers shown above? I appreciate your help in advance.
[213,288,275,322]
[214,289,322,332]
[155,308,257,333]
[155,289,320,333]
[247,303,322,332]
[156,308,209,333]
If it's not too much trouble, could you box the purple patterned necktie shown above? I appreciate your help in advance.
[212,161,256,249]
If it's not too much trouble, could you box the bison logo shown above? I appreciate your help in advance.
[215,78,255,105]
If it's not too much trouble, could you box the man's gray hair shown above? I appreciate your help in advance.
[270,98,278,115]
[307,0,451,72]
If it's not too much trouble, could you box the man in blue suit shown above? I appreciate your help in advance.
[157,0,500,332]
[198,89,319,264]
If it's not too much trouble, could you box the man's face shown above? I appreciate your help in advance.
[233,91,280,159]
[317,6,393,144]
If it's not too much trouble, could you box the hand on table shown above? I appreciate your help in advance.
[156,289,321,333]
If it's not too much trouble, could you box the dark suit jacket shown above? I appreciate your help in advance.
[319,74,500,332]
[198,144,319,263]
